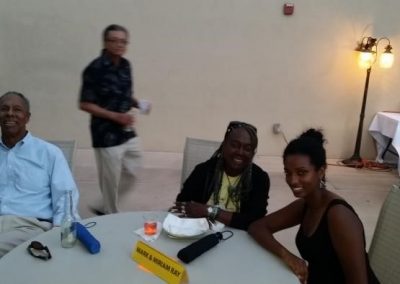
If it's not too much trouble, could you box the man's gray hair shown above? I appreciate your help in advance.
[103,24,129,41]
[0,91,30,112]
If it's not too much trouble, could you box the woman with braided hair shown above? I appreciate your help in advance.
[173,121,270,230]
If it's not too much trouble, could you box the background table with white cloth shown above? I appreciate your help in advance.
[368,111,400,174]
[0,211,298,284]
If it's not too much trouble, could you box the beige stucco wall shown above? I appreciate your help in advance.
[1,0,400,159]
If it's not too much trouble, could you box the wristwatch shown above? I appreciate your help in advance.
[207,206,220,221]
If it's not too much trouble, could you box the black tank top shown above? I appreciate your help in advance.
[295,199,380,284]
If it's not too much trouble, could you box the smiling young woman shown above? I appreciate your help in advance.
[248,129,380,284]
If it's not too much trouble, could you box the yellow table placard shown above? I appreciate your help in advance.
[131,240,188,284]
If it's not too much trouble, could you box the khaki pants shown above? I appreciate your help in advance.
[0,215,52,258]
[94,137,142,214]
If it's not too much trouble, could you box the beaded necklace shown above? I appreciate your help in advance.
[226,173,240,192]
[221,173,240,209]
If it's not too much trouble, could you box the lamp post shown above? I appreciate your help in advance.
[342,37,394,167]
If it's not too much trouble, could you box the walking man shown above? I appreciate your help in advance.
[79,24,143,214]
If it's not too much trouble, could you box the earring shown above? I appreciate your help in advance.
[320,179,326,189]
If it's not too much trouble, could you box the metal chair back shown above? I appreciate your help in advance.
[180,137,221,187]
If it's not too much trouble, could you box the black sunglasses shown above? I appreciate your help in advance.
[27,241,52,260]
[227,121,257,133]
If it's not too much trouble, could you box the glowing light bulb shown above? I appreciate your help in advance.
[379,52,394,68]
[358,51,374,69]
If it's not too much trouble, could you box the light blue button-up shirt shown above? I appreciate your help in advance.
[0,133,80,225]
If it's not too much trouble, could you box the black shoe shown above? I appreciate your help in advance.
[89,207,105,216]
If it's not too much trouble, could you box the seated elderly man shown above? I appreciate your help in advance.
[0,91,80,258]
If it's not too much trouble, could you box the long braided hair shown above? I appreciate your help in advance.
[208,121,258,210]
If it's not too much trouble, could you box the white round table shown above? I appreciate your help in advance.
[0,212,298,284]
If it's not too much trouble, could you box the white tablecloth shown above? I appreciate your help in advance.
[0,212,298,284]
[368,112,400,174]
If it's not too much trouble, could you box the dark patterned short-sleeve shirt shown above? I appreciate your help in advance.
[80,51,137,148]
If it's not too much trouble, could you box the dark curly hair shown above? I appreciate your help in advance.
[283,128,327,171]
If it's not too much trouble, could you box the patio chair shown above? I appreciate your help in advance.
[368,184,400,283]
[48,140,76,170]
[180,137,221,187]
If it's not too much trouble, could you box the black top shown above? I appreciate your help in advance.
[176,157,270,230]
[296,199,380,284]
[79,51,137,148]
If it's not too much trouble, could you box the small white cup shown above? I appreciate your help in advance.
[138,99,151,114]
